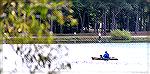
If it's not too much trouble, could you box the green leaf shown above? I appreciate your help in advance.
[70,19,78,26]
[40,6,48,19]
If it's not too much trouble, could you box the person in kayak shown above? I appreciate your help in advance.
[103,51,110,60]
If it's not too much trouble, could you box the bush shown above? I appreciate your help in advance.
[110,29,132,40]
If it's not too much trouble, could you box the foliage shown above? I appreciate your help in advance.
[0,0,78,44]
[8,44,71,74]
[110,29,132,40]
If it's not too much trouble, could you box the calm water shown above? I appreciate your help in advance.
[1,43,150,74]
[64,43,149,74]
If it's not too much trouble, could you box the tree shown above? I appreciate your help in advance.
[0,0,78,43]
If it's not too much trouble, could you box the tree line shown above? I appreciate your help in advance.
[72,0,150,35]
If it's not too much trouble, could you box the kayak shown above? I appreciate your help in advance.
[91,57,118,60]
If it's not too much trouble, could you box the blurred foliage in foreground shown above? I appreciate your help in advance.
[0,0,78,44]
[14,44,71,74]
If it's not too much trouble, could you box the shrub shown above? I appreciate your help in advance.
[110,29,132,40]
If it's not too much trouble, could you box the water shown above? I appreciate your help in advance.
[64,43,149,74]
[1,43,149,74]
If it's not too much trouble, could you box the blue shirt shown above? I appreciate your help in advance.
[103,52,109,59]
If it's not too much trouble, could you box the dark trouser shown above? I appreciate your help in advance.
[99,36,101,40]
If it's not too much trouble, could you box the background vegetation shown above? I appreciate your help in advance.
[110,29,132,40]
[72,0,150,34]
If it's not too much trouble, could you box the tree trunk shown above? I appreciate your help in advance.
[94,16,97,33]
[59,25,63,34]
[148,13,150,22]
[123,12,126,30]
[79,12,83,33]
[81,11,86,33]
[141,8,145,31]
[85,12,89,33]
[135,12,139,34]
[94,22,98,33]
[50,19,53,33]
[94,22,96,33]
[102,12,107,36]
[126,14,129,31]
[111,10,116,30]
[87,13,89,32]
[96,22,99,33]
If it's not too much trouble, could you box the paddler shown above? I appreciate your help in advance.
[103,51,110,60]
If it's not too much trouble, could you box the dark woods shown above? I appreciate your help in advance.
[71,0,150,35]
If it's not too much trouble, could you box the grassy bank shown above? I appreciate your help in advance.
[2,36,150,44]
[53,36,150,43]
[100,36,150,43]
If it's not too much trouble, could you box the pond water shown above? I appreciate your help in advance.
[1,43,150,74]
[63,43,149,74]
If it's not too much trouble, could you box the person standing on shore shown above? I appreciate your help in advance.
[98,32,101,42]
